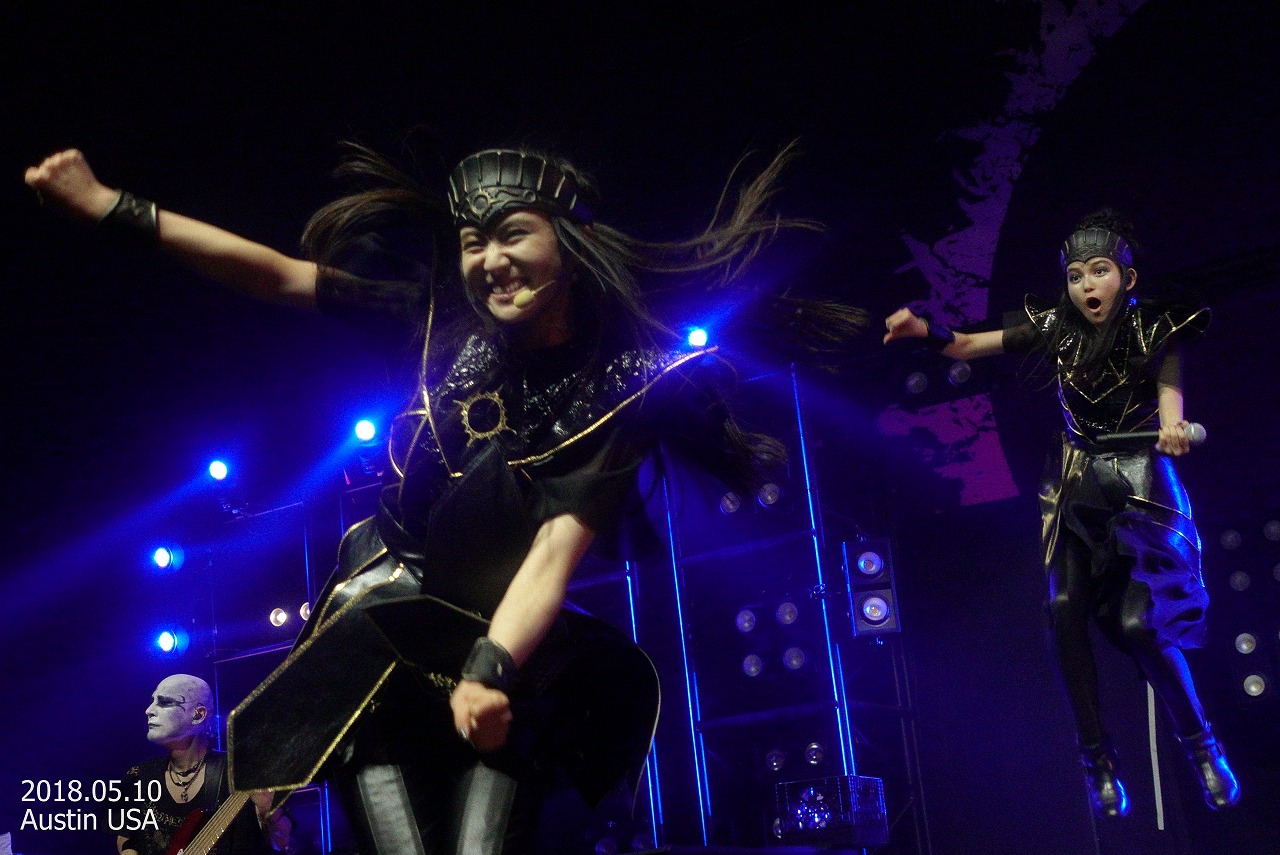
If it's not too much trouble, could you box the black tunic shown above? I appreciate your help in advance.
[1003,296,1212,648]
[229,271,736,805]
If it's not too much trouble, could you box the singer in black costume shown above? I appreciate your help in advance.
[883,209,1239,818]
[26,144,862,853]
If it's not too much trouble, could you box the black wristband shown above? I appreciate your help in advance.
[98,190,158,246]
[461,637,517,693]
[923,318,956,350]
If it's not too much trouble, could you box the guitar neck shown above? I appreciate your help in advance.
[179,791,252,855]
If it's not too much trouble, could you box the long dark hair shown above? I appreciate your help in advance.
[300,141,865,486]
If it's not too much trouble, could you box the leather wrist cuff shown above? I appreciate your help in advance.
[461,637,517,693]
[923,318,956,350]
[98,190,158,245]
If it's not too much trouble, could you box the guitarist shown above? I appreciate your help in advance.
[117,675,288,855]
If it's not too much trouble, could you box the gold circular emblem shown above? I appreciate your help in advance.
[455,390,513,446]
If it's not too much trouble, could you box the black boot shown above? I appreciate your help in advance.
[1079,740,1130,818]
[1177,728,1240,810]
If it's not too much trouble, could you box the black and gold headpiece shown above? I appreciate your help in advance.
[448,149,594,229]
[1059,227,1134,271]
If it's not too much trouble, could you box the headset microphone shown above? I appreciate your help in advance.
[512,280,554,309]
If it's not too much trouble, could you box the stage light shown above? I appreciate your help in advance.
[860,596,890,625]
[765,749,786,772]
[355,420,377,442]
[209,460,229,481]
[804,742,825,765]
[845,539,901,636]
[720,492,742,514]
[736,609,757,633]
[1274,562,1280,583]
[299,602,311,621]
[775,776,888,845]
[790,786,833,831]
[776,601,799,625]
[687,327,709,348]
[948,361,972,385]
[1264,520,1280,542]
[593,838,617,855]
[153,627,189,656]
[1220,529,1242,550]
[743,654,764,677]
[783,647,807,670]
[855,551,883,577]
[1229,571,1251,592]
[757,483,782,507]
[905,372,928,394]
[269,608,289,627]
[1243,675,1267,697]
[152,546,184,571]
[1235,633,1257,654]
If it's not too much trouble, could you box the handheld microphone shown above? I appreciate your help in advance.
[1096,422,1206,447]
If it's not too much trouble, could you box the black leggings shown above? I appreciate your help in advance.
[331,672,543,855]
[1046,544,1208,747]
[336,757,536,855]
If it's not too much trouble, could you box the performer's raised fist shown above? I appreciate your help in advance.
[24,148,119,220]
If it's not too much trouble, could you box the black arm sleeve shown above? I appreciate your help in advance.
[1001,320,1040,354]
[315,268,425,342]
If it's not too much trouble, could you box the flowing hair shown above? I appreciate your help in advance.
[299,140,867,487]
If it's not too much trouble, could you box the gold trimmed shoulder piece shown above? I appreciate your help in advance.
[1136,303,1211,357]
[1024,294,1057,337]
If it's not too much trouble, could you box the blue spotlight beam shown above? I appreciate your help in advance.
[791,367,854,776]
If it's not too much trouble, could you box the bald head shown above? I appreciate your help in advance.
[146,674,214,747]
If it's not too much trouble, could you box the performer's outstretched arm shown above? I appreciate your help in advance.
[450,512,596,753]
[882,307,1005,360]
[24,149,318,308]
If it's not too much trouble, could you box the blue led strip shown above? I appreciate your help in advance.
[319,784,332,853]
[661,476,711,844]
[832,643,857,764]
[625,561,664,839]
[790,368,854,775]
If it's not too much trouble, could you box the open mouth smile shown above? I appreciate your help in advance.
[488,279,527,299]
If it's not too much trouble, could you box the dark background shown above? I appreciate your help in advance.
[2,2,1278,853]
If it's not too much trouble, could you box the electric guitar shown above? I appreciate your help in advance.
[162,791,251,855]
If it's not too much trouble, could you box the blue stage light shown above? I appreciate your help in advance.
[153,627,189,656]
[209,460,229,481]
[355,420,377,442]
[687,328,709,348]
[151,545,184,571]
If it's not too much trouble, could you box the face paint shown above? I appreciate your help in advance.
[145,675,210,746]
